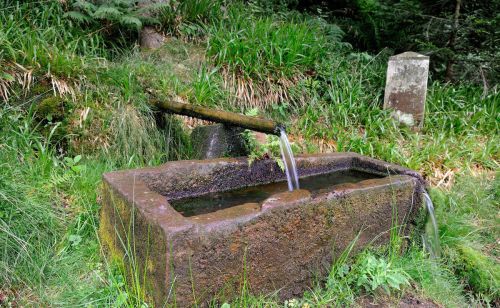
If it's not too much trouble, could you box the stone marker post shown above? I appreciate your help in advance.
[383,52,429,130]
[138,0,168,50]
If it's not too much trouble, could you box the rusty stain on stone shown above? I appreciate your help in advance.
[99,152,426,306]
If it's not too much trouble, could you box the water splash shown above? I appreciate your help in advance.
[278,127,300,191]
[422,191,441,258]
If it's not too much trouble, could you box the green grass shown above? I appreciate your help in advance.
[0,105,148,306]
[1,0,499,307]
[159,0,224,38]
[202,2,345,108]
[0,1,106,78]
[0,110,61,292]
[206,6,332,80]
[432,175,500,301]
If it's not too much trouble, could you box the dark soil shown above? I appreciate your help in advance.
[356,293,441,308]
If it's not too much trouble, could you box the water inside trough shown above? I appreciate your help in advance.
[170,169,382,217]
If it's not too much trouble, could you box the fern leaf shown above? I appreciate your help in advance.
[93,5,122,20]
[73,0,97,15]
[325,24,345,42]
[140,15,160,26]
[63,11,90,23]
[137,3,170,14]
[120,16,142,30]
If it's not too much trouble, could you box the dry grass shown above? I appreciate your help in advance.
[0,63,34,101]
[47,73,77,100]
[107,104,163,161]
[0,62,78,103]
[221,68,307,109]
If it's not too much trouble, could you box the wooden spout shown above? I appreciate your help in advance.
[152,100,282,135]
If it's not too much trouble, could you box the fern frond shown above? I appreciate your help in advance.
[120,16,142,30]
[63,11,90,23]
[324,24,345,42]
[140,15,160,26]
[73,0,97,15]
[93,5,122,20]
[137,3,170,14]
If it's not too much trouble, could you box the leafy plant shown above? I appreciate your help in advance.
[246,132,285,170]
[354,253,410,294]
[63,155,85,173]
[65,0,167,31]
[242,109,286,170]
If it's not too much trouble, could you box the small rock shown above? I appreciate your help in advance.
[140,26,166,49]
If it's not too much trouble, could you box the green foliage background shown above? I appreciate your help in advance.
[0,0,498,306]
[269,0,499,84]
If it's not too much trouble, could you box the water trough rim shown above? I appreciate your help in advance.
[101,152,425,230]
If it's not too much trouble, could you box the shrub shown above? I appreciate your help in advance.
[353,253,410,294]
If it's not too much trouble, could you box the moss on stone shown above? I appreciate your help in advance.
[30,83,51,96]
[98,183,130,266]
[455,244,499,299]
[98,202,124,265]
[35,96,68,121]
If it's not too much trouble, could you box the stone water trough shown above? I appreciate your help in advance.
[99,152,425,306]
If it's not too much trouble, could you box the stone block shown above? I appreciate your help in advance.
[191,124,248,159]
[140,26,166,50]
[99,153,425,306]
[384,52,430,130]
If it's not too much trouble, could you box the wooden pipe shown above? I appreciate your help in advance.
[152,99,283,135]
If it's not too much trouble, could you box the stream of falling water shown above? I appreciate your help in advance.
[423,191,441,258]
[278,127,300,191]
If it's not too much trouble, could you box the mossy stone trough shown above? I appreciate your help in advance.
[99,153,425,306]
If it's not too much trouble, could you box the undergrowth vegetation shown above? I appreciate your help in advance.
[207,7,328,77]
[1,0,498,307]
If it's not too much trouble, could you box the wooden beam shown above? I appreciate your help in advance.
[152,99,282,135]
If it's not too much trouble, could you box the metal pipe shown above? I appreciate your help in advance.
[152,99,282,135]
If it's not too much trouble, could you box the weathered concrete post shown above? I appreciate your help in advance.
[383,52,430,130]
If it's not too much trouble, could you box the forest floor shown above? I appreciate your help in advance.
[1,2,498,307]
